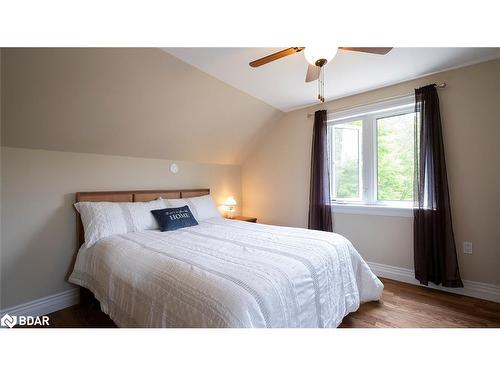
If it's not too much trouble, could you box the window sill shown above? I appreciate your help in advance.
[332,203,413,218]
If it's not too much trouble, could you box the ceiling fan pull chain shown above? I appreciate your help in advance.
[318,68,321,102]
[322,67,324,102]
[318,71,320,100]
[318,66,325,103]
[318,69,320,101]
[321,68,324,102]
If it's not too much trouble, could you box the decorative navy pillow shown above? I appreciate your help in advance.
[151,205,199,232]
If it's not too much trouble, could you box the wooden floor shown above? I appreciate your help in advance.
[42,278,500,328]
[340,278,500,328]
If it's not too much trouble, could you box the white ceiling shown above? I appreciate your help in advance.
[163,47,500,112]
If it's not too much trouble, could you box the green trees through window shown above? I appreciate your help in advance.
[330,109,415,204]
[332,122,361,199]
[377,113,415,201]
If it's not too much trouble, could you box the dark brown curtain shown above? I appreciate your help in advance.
[308,110,333,232]
[414,84,463,287]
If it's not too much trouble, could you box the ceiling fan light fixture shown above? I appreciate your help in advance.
[304,47,338,66]
[248,46,393,104]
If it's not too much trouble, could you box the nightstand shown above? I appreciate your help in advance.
[230,215,257,223]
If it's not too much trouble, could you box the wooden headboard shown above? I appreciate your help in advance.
[75,188,210,248]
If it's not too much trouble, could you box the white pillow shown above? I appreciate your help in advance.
[185,195,221,221]
[166,198,190,208]
[75,199,167,247]
[127,199,167,231]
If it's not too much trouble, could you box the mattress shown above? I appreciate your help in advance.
[69,217,383,327]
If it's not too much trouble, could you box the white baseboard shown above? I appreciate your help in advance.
[367,261,500,303]
[1,288,80,317]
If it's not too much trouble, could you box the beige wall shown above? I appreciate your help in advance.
[242,59,500,286]
[0,147,241,309]
[1,48,281,165]
[0,47,273,310]
[1,49,499,310]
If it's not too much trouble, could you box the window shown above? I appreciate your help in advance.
[330,120,362,200]
[376,113,415,202]
[327,97,416,216]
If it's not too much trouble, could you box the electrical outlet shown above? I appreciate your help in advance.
[463,241,473,254]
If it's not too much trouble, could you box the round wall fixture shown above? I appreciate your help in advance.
[170,163,179,174]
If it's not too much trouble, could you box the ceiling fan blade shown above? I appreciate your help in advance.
[305,64,320,82]
[339,47,393,55]
[249,47,304,67]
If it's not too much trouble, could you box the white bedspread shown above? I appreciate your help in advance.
[69,218,383,327]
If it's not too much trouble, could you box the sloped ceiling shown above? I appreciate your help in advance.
[166,47,500,111]
[1,48,282,165]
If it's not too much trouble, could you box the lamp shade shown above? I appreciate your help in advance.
[304,47,338,66]
[224,196,237,206]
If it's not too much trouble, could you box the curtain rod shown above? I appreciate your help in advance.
[306,82,446,118]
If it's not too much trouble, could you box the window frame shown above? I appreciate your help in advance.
[329,120,363,202]
[327,96,415,217]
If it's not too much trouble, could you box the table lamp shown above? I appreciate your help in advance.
[224,196,237,219]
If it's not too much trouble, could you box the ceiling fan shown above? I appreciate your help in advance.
[249,47,393,102]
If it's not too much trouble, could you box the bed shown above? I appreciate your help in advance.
[69,189,383,328]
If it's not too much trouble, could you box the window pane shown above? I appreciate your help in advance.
[377,113,415,201]
[332,121,362,200]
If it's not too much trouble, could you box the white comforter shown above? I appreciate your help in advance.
[69,218,383,328]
